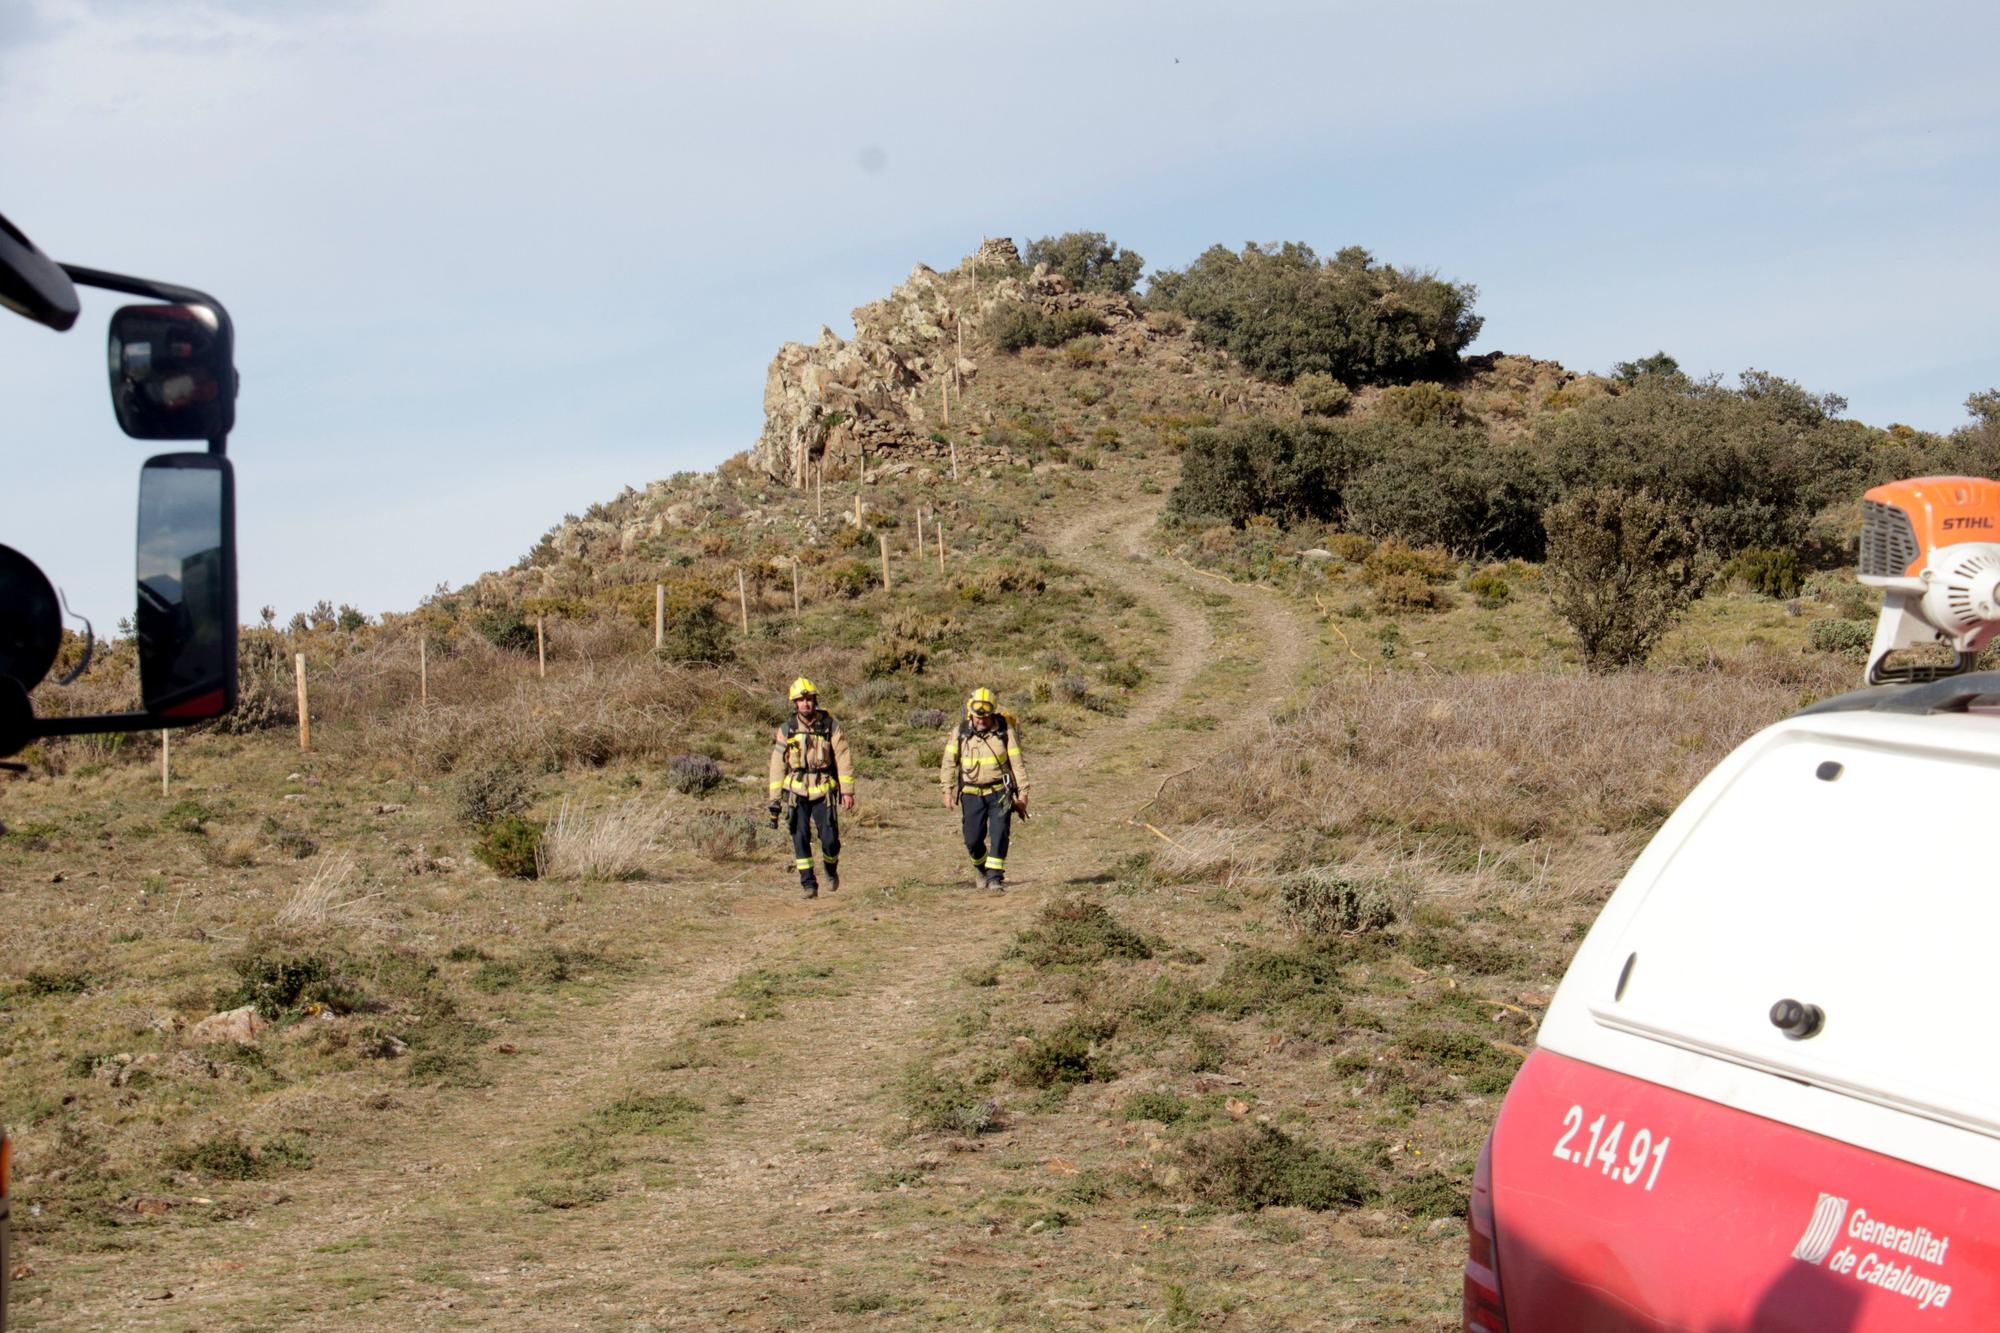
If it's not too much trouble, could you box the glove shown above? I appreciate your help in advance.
[766,800,782,827]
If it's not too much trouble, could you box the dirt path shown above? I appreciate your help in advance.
[48,498,1313,1331]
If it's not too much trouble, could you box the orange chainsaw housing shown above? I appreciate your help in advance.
[1860,476,2000,583]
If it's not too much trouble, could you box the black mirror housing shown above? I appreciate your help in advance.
[136,453,236,719]
[108,303,235,441]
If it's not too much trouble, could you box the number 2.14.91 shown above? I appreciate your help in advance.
[1552,1105,1670,1190]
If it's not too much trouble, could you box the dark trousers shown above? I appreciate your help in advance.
[960,789,1012,875]
[788,796,840,887]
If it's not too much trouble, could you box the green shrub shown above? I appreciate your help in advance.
[1175,1122,1379,1212]
[1121,1091,1189,1124]
[1024,232,1145,293]
[1010,1016,1114,1088]
[1372,572,1451,614]
[1203,945,1344,1031]
[1325,532,1374,562]
[656,598,735,664]
[988,305,1107,353]
[1148,241,1481,386]
[1545,487,1706,671]
[864,637,928,679]
[1724,546,1804,598]
[1294,372,1352,417]
[1391,1169,1469,1220]
[23,968,90,997]
[1810,617,1874,657]
[471,606,537,654]
[475,815,545,878]
[1012,898,1153,969]
[823,559,876,600]
[900,1065,998,1136]
[1343,426,1551,559]
[227,950,359,1018]
[1279,869,1396,937]
[1466,569,1513,608]
[1378,381,1469,428]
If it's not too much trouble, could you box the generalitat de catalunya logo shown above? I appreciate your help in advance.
[1794,1194,1851,1265]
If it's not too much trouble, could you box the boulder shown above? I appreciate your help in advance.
[189,1006,268,1045]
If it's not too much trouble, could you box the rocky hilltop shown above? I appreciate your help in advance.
[754,237,1161,485]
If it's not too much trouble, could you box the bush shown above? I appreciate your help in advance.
[863,637,928,679]
[1810,617,1874,657]
[1012,898,1153,969]
[1371,572,1451,614]
[900,1065,998,1137]
[1169,418,1371,527]
[475,815,545,878]
[907,707,950,731]
[1362,539,1454,585]
[657,598,734,665]
[1391,1169,1469,1220]
[1279,869,1397,937]
[1545,488,1706,671]
[1378,381,1470,428]
[1294,372,1351,417]
[1121,1091,1189,1124]
[1175,1122,1379,1212]
[228,950,359,1018]
[988,305,1108,353]
[471,606,537,654]
[1010,1016,1114,1088]
[1724,546,1804,598]
[1343,425,1551,559]
[1024,231,1145,293]
[666,753,725,796]
[454,760,533,828]
[1149,241,1481,386]
[1466,569,1512,607]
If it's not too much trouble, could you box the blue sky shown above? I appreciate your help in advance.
[3,0,1996,628]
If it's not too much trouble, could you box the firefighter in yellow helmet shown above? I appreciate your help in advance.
[767,678,854,900]
[940,687,1028,890]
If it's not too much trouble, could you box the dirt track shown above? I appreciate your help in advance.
[47,498,1313,1331]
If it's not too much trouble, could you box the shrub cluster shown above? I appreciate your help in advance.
[988,305,1108,353]
[1024,231,1145,293]
[1147,242,1481,386]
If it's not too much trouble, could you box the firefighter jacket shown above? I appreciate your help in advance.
[768,710,854,801]
[941,714,1027,798]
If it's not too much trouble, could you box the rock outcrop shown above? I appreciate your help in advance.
[753,237,1145,486]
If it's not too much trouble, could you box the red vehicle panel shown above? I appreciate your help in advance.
[1490,1051,2000,1330]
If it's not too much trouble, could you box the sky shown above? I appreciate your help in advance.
[3,0,1997,630]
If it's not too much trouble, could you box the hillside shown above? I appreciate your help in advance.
[0,232,1944,1330]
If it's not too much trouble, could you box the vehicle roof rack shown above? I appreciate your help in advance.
[1797,670,2000,717]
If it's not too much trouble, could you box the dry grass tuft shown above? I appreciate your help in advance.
[539,798,670,881]
[275,854,382,930]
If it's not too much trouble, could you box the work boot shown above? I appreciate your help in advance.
[987,872,1006,893]
[826,869,840,894]
[973,868,991,890]
[801,880,819,901]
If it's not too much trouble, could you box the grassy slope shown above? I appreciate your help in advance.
[0,275,1887,1328]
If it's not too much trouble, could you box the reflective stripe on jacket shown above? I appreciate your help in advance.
[768,712,854,800]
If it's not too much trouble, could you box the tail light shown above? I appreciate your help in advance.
[1464,1130,1509,1333]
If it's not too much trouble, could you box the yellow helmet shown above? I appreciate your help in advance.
[789,677,818,702]
[966,687,997,717]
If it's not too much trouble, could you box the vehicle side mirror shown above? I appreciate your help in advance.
[108,303,235,441]
[136,453,236,719]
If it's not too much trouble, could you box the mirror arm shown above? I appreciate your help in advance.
[63,264,236,455]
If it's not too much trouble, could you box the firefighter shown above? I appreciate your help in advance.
[940,687,1028,890]
[766,678,854,900]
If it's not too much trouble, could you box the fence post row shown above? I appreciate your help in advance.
[738,568,750,634]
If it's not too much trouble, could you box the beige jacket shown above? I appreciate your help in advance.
[941,715,1027,798]
[767,711,854,800]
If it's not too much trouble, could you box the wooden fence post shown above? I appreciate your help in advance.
[916,505,924,554]
[420,637,429,705]
[738,568,750,634]
[880,532,892,592]
[537,616,547,679]
[854,494,863,528]
[937,525,946,573]
[791,560,801,615]
[941,375,950,426]
[655,583,665,651]
[815,461,823,518]
[160,730,170,796]
[294,653,310,751]
[950,437,959,481]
